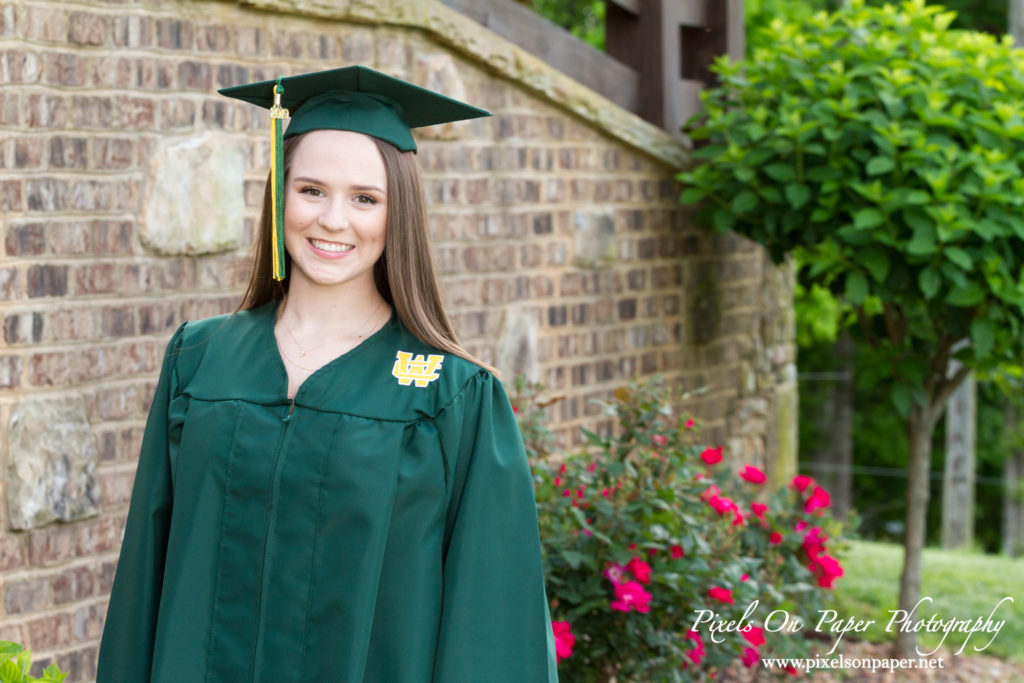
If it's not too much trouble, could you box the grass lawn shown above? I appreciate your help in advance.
[830,540,1023,662]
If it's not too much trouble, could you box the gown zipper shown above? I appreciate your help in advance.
[249,398,295,680]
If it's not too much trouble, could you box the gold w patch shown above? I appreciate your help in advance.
[392,351,444,387]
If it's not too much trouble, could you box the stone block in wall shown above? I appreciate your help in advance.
[497,306,539,380]
[572,209,616,268]
[6,396,100,530]
[141,132,246,255]
[414,53,471,142]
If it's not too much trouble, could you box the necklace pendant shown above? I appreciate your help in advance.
[299,351,306,358]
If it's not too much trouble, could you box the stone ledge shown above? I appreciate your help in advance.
[237,0,691,170]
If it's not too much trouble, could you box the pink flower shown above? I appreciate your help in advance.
[741,625,765,647]
[601,487,610,497]
[785,665,800,675]
[740,646,760,668]
[708,586,733,604]
[685,418,695,429]
[552,620,575,662]
[791,474,814,492]
[795,520,808,532]
[739,465,767,484]
[558,463,567,474]
[587,462,597,473]
[700,484,720,501]
[603,562,627,585]
[684,630,705,667]
[610,580,652,613]
[769,531,783,545]
[648,547,658,557]
[804,485,832,513]
[802,526,827,559]
[813,553,844,588]
[562,488,572,497]
[627,556,652,584]
[740,573,749,582]
[553,476,561,487]
[708,495,738,517]
[700,446,723,465]
[512,405,519,414]
[651,434,668,448]
[751,502,769,521]
[670,545,684,559]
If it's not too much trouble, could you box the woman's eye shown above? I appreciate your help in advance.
[355,194,378,205]
[300,187,324,197]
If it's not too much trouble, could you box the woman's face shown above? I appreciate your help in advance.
[283,130,388,295]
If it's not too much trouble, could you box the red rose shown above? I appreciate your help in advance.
[739,465,767,484]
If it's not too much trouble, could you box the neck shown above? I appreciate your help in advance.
[279,276,389,335]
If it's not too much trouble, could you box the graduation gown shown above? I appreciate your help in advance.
[97,301,558,682]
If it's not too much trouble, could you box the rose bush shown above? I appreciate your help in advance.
[512,376,848,681]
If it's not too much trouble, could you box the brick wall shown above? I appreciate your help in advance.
[0,0,795,678]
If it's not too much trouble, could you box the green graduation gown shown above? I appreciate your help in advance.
[97,302,558,682]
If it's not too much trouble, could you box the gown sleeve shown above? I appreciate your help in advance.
[432,370,559,682]
[97,323,187,683]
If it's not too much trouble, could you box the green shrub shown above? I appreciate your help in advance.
[0,643,66,683]
[513,377,848,681]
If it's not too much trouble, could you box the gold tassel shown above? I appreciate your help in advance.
[270,79,290,281]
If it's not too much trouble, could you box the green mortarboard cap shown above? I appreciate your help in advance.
[218,64,491,152]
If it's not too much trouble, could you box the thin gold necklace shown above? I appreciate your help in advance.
[279,299,387,360]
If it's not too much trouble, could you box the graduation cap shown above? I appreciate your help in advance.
[219,65,491,280]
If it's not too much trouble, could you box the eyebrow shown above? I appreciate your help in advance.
[291,176,386,194]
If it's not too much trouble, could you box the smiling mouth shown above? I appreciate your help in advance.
[309,238,354,253]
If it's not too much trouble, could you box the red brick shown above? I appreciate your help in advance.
[22,6,68,42]
[1,50,43,83]
[51,566,96,605]
[29,351,70,386]
[69,179,113,211]
[160,99,196,129]
[76,516,120,556]
[28,524,77,566]
[271,30,304,58]
[0,534,26,571]
[27,264,69,297]
[89,54,133,88]
[44,52,87,87]
[46,222,89,255]
[0,267,17,300]
[26,94,66,128]
[155,17,193,49]
[4,311,43,344]
[68,11,109,45]
[0,624,24,645]
[99,469,134,508]
[99,561,117,594]
[0,5,14,37]
[111,15,152,48]
[14,137,45,169]
[91,220,133,254]
[136,301,175,333]
[48,307,96,342]
[235,26,265,56]
[73,603,104,641]
[73,345,110,383]
[197,24,231,51]
[0,90,18,125]
[70,95,113,128]
[94,382,140,420]
[4,577,50,615]
[48,136,88,169]
[136,57,174,89]
[116,340,160,376]
[177,60,210,90]
[74,263,116,295]
[116,96,154,129]
[0,179,22,211]
[25,613,72,650]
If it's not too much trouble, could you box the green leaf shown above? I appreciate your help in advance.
[853,207,885,230]
[0,660,20,683]
[944,246,973,271]
[866,156,895,175]
[946,282,985,307]
[907,220,937,255]
[845,271,868,304]
[971,318,995,359]
[763,163,796,182]
[679,187,705,204]
[0,646,20,662]
[861,249,891,282]
[731,190,759,214]
[918,267,941,299]
[891,383,912,417]
[712,207,736,232]
[784,183,811,209]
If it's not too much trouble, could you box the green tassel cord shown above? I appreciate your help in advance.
[270,79,289,281]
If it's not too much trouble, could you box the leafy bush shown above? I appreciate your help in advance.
[0,643,66,683]
[513,377,848,681]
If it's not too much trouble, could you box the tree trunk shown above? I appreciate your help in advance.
[1011,0,1024,45]
[1004,401,1024,557]
[896,403,940,657]
[941,370,975,549]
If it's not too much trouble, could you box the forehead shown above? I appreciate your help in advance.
[290,130,385,175]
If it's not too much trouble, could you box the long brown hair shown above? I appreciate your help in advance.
[238,132,495,374]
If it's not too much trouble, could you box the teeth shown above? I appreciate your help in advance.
[311,239,353,253]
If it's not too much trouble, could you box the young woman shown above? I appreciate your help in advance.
[97,66,558,682]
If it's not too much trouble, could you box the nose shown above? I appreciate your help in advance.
[317,197,349,231]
